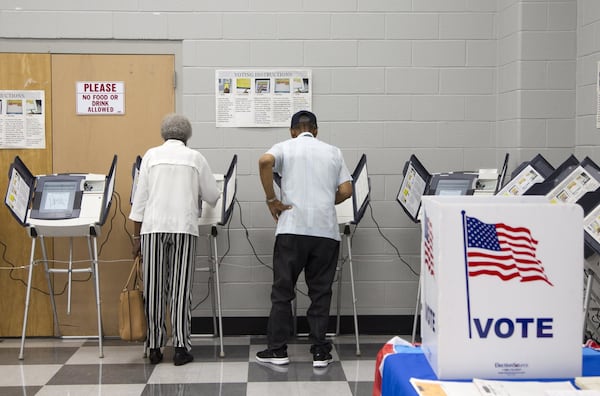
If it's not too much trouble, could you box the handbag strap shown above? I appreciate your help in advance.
[123,256,142,291]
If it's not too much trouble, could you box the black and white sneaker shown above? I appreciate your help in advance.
[255,348,290,365]
[312,350,333,368]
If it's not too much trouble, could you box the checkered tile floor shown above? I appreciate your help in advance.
[0,334,399,395]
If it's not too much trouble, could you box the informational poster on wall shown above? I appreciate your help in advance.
[215,69,312,127]
[0,90,46,149]
[76,81,125,115]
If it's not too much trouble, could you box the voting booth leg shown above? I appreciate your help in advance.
[40,236,61,337]
[210,226,225,358]
[343,227,361,356]
[334,225,360,355]
[335,252,344,336]
[209,270,218,338]
[583,266,597,341]
[19,238,39,360]
[88,235,104,358]
[411,275,421,345]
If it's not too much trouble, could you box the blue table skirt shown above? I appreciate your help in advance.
[381,347,600,396]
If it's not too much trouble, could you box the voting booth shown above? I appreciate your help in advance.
[197,154,237,358]
[5,155,117,360]
[396,154,507,224]
[419,195,583,379]
[334,153,370,356]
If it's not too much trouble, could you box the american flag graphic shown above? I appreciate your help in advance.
[465,215,552,286]
[424,215,434,276]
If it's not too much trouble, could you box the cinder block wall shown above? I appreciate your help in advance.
[0,0,586,328]
[576,0,600,160]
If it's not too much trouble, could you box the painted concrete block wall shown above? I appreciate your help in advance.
[576,0,600,160]
[497,0,577,167]
[0,1,587,323]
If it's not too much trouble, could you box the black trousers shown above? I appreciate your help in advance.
[267,234,340,352]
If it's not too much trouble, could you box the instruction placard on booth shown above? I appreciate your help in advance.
[420,196,583,380]
[76,81,125,115]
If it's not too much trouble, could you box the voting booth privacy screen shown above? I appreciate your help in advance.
[5,156,36,226]
[396,154,493,223]
[420,196,583,380]
[197,154,238,226]
[336,153,371,224]
[5,155,117,236]
[496,154,554,196]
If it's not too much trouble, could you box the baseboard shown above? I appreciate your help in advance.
[191,315,419,336]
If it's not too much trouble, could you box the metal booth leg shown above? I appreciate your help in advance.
[87,231,104,358]
[584,266,594,340]
[210,226,225,358]
[335,239,344,336]
[19,237,38,360]
[20,234,61,360]
[343,225,361,356]
[39,236,60,337]
[411,275,421,345]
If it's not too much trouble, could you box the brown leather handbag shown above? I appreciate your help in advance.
[119,256,147,342]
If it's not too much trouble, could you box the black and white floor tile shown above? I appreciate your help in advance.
[0,334,398,396]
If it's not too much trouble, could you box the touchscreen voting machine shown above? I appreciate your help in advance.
[336,153,371,225]
[6,155,117,236]
[579,188,600,256]
[198,154,238,226]
[396,154,504,223]
[130,155,142,204]
[4,155,117,360]
[496,154,555,196]
[524,155,600,204]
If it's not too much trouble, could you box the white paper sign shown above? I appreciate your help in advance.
[215,69,312,127]
[0,90,46,149]
[76,81,125,115]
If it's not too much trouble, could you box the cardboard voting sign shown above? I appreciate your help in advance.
[420,196,583,380]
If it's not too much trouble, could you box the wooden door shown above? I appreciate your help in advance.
[51,54,174,336]
[0,53,53,336]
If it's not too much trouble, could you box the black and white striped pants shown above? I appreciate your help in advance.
[141,232,196,351]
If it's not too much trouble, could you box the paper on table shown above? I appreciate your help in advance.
[545,391,600,396]
[474,378,576,396]
[409,378,481,396]
[576,377,600,390]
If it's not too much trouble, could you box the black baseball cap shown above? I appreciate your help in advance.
[290,110,318,129]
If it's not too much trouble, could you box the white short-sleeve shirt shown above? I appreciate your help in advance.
[267,132,352,241]
[129,139,220,236]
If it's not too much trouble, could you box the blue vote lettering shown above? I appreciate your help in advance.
[473,317,553,338]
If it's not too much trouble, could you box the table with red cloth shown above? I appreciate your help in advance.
[373,344,600,396]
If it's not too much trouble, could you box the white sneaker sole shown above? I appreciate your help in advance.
[256,356,290,365]
[313,358,333,368]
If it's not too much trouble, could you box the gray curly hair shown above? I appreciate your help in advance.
[160,113,192,142]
